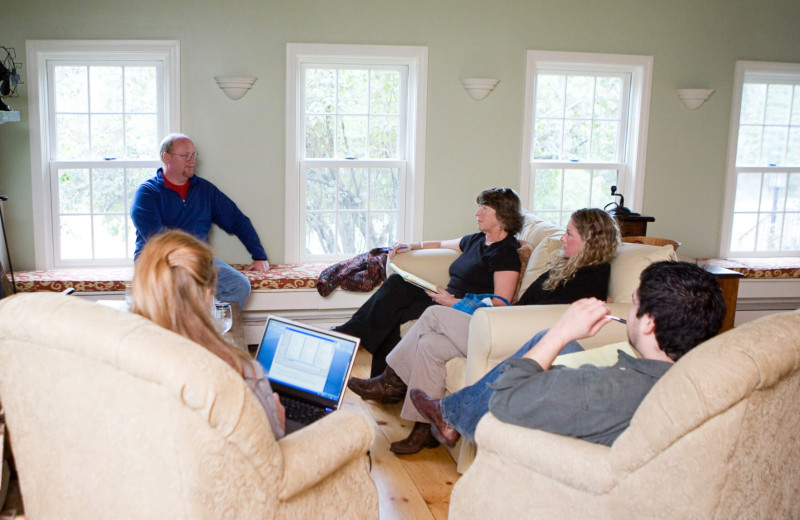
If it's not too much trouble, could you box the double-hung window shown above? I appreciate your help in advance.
[520,51,653,226]
[27,40,179,268]
[721,61,800,256]
[286,44,427,263]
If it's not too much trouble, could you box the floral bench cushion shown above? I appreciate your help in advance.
[6,264,331,293]
[699,258,800,279]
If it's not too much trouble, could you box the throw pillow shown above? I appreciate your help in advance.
[608,243,678,303]
[517,236,564,296]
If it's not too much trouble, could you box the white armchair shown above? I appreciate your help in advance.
[449,310,800,519]
[0,293,378,519]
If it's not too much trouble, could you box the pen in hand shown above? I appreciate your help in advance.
[605,315,627,324]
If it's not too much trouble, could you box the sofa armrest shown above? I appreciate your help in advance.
[386,249,459,289]
[277,410,374,500]
[464,303,632,385]
[474,413,616,493]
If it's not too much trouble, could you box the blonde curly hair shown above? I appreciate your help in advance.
[543,208,620,291]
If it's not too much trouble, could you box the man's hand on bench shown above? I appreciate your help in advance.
[244,260,270,271]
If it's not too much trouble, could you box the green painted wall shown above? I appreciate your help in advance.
[1,0,799,267]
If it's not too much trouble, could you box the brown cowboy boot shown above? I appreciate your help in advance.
[409,388,461,448]
[347,365,408,404]
[390,422,440,455]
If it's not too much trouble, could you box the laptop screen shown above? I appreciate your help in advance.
[255,316,358,405]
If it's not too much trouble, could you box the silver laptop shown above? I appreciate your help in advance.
[254,315,359,433]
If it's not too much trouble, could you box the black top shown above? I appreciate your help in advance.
[446,233,521,298]
[515,263,611,306]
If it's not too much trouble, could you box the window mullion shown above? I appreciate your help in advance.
[88,167,95,260]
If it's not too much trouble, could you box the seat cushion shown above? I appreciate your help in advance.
[517,211,564,246]
[518,236,564,294]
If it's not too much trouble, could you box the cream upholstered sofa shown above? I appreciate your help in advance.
[449,309,800,519]
[0,293,378,520]
[387,211,677,471]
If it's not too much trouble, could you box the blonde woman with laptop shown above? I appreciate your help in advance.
[131,229,285,439]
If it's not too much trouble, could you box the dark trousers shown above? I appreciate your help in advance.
[337,274,435,376]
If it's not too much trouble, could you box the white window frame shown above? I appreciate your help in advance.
[720,60,800,257]
[520,51,653,217]
[285,43,427,263]
[27,40,180,269]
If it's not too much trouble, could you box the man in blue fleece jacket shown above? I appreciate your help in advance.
[131,134,269,308]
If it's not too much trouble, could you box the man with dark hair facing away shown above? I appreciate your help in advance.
[411,261,726,447]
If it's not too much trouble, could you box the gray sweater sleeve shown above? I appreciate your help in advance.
[488,355,669,446]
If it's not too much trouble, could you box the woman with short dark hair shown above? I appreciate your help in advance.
[333,187,525,377]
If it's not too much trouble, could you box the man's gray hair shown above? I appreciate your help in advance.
[159,133,191,161]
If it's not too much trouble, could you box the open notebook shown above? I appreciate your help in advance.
[388,263,439,293]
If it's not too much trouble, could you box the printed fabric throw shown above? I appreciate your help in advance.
[316,247,389,296]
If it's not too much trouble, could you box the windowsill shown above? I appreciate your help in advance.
[698,257,800,279]
[4,263,333,293]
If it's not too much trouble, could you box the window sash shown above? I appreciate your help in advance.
[299,63,408,161]
[49,160,158,266]
[46,60,165,162]
[298,62,409,260]
[286,43,427,264]
[528,162,623,227]
[520,51,652,220]
[728,166,800,254]
[721,60,800,257]
[27,40,179,269]
[299,159,407,260]
[531,70,631,163]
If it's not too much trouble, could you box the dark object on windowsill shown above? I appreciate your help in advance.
[604,185,640,217]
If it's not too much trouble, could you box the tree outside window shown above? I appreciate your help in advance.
[287,44,427,263]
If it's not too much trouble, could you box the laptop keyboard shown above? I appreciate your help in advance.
[282,395,331,426]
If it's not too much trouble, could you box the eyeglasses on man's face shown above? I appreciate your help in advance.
[166,152,199,160]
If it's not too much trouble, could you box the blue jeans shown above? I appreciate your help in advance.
[439,330,583,442]
[214,259,251,309]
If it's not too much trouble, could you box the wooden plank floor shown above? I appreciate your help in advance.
[342,347,460,520]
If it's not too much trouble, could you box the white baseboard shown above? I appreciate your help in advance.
[77,287,374,346]
[242,288,374,345]
[734,278,800,326]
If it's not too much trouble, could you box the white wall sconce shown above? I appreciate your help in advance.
[214,76,258,100]
[460,77,500,101]
[678,88,714,110]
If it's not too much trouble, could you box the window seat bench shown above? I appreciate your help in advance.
[6,263,373,344]
[698,257,800,326]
